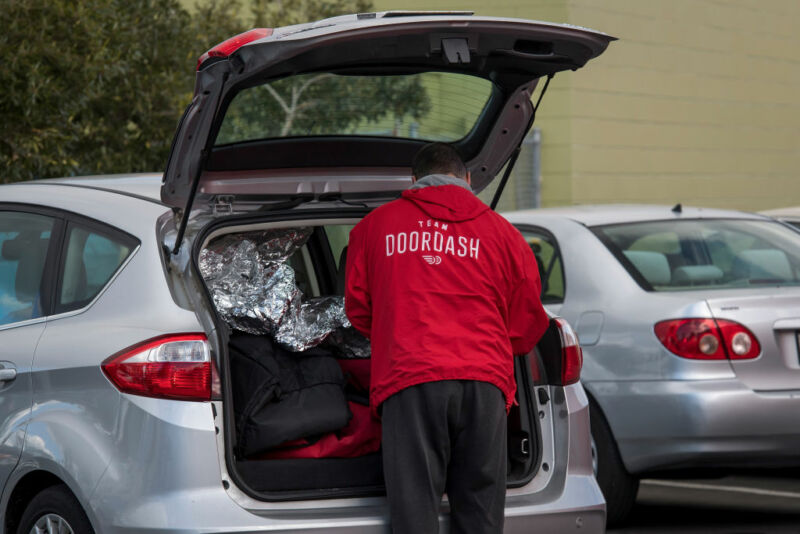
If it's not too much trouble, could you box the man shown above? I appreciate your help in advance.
[344,142,549,533]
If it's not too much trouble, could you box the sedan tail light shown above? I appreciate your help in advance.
[714,319,761,360]
[102,334,213,401]
[554,317,583,385]
[654,319,760,361]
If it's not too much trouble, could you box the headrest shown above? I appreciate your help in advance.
[623,250,671,286]
[672,265,724,285]
[732,249,792,281]
[1,236,29,261]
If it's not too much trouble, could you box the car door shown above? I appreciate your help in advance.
[0,208,60,492]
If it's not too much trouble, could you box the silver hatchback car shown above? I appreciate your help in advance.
[0,12,613,534]
[504,205,800,524]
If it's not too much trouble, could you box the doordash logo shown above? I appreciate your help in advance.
[384,230,479,261]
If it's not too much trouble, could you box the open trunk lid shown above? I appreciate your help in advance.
[707,288,800,392]
[161,12,614,237]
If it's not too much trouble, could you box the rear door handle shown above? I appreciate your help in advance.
[0,368,17,382]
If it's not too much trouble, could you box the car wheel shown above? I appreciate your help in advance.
[17,484,94,534]
[589,401,639,526]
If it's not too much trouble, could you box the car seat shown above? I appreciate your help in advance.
[622,250,671,286]
[672,265,724,286]
[732,249,793,281]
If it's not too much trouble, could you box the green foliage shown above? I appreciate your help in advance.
[217,74,431,143]
[0,0,194,182]
[0,0,427,182]
[249,0,372,28]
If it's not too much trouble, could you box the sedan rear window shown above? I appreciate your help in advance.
[215,72,493,145]
[594,219,800,291]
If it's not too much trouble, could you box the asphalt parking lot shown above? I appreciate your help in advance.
[609,476,800,533]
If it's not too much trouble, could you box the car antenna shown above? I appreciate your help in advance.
[672,203,682,214]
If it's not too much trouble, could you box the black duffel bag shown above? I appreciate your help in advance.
[229,333,352,457]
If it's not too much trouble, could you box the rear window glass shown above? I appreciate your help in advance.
[57,222,136,312]
[595,219,800,291]
[216,72,493,145]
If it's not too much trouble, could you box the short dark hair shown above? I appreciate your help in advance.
[411,143,467,180]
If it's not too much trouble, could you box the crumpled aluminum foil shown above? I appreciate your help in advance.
[199,228,369,356]
[274,295,351,352]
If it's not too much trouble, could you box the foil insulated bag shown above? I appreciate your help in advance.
[199,228,369,356]
[230,334,351,457]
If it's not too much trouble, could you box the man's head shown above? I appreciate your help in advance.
[411,143,470,184]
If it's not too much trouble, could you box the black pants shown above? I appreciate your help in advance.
[381,380,507,534]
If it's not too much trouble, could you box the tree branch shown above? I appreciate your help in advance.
[264,84,291,115]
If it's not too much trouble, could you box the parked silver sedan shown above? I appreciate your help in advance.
[0,12,613,534]
[504,204,800,525]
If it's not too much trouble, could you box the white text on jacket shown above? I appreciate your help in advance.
[385,231,479,260]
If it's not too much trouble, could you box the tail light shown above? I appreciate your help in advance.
[554,317,583,385]
[102,334,214,401]
[654,319,760,361]
[715,319,761,360]
[197,28,273,70]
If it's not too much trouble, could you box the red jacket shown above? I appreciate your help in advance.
[345,179,549,415]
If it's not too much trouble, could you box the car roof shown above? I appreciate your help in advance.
[503,204,768,227]
[30,173,164,204]
[759,206,800,220]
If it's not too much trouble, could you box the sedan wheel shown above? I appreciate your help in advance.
[589,400,639,526]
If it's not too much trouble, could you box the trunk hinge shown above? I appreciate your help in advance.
[212,195,235,216]
[490,73,553,211]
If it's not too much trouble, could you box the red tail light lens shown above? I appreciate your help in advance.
[102,334,212,401]
[554,317,583,385]
[654,319,725,360]
[715,319,761,360]
[654,319,760,360]
[197,28,273,70]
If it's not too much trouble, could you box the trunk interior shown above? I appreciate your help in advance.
[194,215,545,500]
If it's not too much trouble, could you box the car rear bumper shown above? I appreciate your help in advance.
[89,477,605,534]
[588,379,800,474]
[86,387,605,533]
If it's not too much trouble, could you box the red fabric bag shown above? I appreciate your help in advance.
[263,401,381,459]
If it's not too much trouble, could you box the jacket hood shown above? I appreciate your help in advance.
[401,174,490,222]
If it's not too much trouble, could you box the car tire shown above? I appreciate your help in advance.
[589,400,639,526]
[17,484,94,534]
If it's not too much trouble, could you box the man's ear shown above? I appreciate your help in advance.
[465,171,471,186]
[411,174,418,183]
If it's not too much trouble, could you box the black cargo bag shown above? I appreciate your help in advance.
[229,333,352,457]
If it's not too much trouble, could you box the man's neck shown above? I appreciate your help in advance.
[410,174,472,192]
